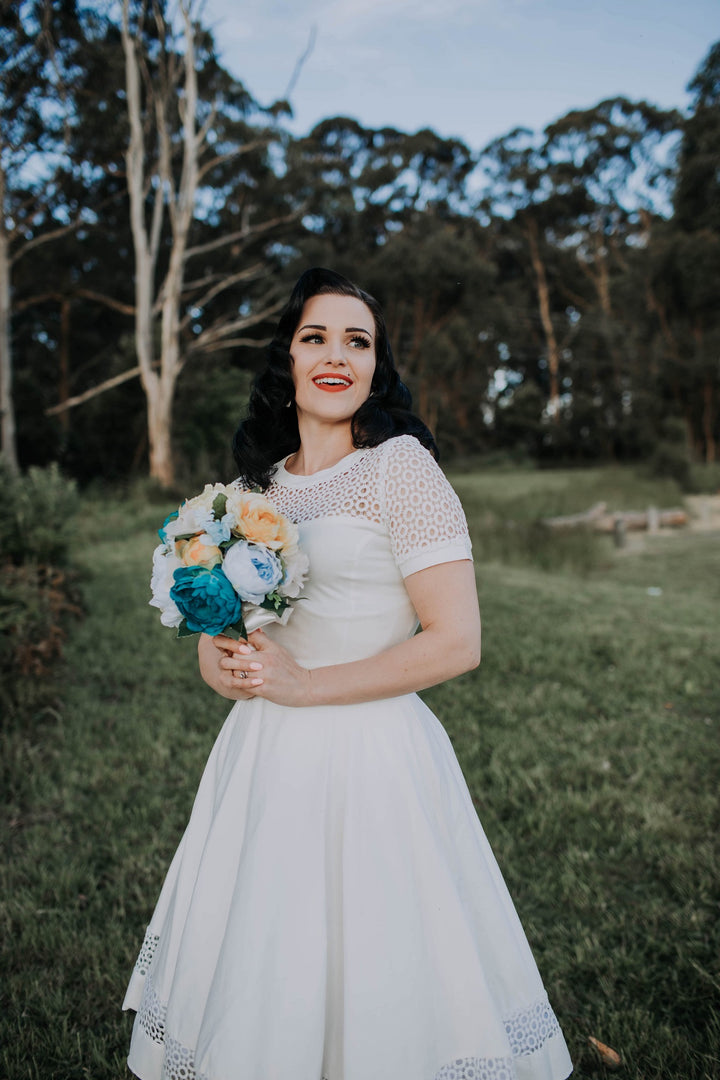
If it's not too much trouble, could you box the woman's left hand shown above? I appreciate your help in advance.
[228,628,314,707]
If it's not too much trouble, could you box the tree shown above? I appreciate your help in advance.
[118,0,291,486]
[0,0,92,472]
[645,42,720,463]
[479,99,680,456]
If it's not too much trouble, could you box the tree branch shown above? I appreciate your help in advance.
[188,298,285,351]
[44,363,156,416]
[190,334,273,355]
[11,216,85,266]
[196,138,269,182]
[184,210,297,260]
[74,288,136,316]
[284,25,317,101]
[179,264,267,326]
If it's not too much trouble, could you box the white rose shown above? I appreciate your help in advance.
[149,543,183,627]
[223,541,283,605]
[278,545,310,598]
[169,483,229,539]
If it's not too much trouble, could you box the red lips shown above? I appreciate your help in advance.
[311,374,354,392]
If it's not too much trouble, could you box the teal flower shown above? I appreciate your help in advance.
[158,510,179,544]
[170,565,242,636]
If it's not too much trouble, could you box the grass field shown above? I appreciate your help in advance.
[2,465,719,1079]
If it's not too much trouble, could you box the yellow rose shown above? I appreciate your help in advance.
[228,492,298,551]
[176,537,222,568]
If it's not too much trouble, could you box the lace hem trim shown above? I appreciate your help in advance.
[133,971,562,1080]
[133,927,160,977]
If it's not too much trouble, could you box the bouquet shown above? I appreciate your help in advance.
[150,483,308,638]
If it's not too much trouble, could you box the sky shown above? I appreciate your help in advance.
[201,0,718,152]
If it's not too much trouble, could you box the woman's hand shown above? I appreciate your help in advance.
[223,629,313,708]
[199,560,480,708]
[199,629,313,707]
[198,632,255,700]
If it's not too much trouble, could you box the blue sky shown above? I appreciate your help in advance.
[203,0,718,151]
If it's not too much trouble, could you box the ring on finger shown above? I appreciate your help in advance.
[238,670,248,680]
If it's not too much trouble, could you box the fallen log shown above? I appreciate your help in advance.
[543,505,688,532]
[542,502,607,529]
[594,508,688,533]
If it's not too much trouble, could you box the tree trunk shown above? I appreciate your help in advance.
[0,161,18,472]
[525,216,560,417]
[58,297,71,433]
[121,0,202,489]
[146,377,175,487]
[702,378,716,464]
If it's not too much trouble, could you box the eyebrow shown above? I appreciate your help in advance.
[298,323,373,337]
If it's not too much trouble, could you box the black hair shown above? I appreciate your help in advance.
[233,267,437,489]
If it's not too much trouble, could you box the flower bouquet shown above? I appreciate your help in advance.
[150,484,308,638]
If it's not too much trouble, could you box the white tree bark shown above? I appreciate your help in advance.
[0,159,17,472]
[120,0,289,487]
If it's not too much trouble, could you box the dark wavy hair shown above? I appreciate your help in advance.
[233,267,437,489]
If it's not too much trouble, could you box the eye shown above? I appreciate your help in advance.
[349,335,372,349]
[300,332,324,344]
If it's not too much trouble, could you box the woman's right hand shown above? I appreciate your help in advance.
[198,633,258,700]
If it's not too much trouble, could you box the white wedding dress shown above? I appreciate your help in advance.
[124,435,573,1080]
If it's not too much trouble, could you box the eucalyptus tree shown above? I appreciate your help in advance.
[0,0,94,472]
[116,0,292,487]
[286,118,476,259]
[479,98,680,455]
[646,41,720,462]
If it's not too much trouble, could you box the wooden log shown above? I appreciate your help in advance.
[542,502,607,529]
[543,505,688,533]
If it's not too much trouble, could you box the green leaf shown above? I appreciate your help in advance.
[176,619,197,639]
[225,614,247,640]
[260,593,288,612]
[212,492,227,519]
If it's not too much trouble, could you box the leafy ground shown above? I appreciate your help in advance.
[1,466,718,1079]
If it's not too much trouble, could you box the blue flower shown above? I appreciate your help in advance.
[169,565,243,636]
[203,513,233,546]
[222,541,283,604]
[158,510,179,544]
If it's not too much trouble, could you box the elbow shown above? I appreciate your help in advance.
[455,632,481,675]
[464,643,482,673]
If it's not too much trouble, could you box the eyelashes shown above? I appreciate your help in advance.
[298,333,372,350]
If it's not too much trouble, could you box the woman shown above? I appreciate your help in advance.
[124,268,573,1080]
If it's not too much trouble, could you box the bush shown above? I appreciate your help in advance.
[685,461,720,494]
[0,563,82,718]
[0,461,80,566]
[0,462,82,720]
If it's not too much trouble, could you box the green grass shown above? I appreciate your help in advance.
[1,468,719,1079]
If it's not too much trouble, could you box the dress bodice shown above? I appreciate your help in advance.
[258,436,472,669]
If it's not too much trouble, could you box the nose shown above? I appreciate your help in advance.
[325,336,348,365]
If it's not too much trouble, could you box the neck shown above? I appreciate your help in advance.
[286,417,356,476]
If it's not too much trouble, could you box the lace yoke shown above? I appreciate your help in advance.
[264,435,472,577]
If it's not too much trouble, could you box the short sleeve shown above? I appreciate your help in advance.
[380,435,473,577]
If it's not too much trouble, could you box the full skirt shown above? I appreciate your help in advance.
[123,693,573,1080]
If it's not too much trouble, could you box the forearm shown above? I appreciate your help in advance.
[306,620,480,707]
[227,562,481,710]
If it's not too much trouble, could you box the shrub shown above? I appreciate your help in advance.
[0,462,82,720]
[0,461,80,566]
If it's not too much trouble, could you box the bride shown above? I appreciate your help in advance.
[124,267,573,1080]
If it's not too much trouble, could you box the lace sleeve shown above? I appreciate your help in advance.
[380,436,473,577]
